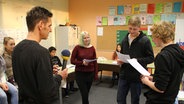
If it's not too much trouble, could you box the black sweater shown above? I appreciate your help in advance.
[12,39,62,104]
[145,44,184,104]
[120,31,154,82]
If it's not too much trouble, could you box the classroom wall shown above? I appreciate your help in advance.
[68,0,182,59]
[0,0,182,59]
[0,0,69,51]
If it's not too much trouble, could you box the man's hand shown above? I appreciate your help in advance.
[117,59,124,65]
[57,68,68,79]
[53,65,59,74]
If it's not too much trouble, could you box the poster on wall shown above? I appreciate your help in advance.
[109,6,116,16]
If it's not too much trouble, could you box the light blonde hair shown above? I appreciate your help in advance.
[128,16,141,27]
[3,37,14,51]
[79,31,91,47]
[3,37,14,45]
[150,21,175,44]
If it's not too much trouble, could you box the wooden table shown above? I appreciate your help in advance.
[97,60,155,87]
[97,60,121,87]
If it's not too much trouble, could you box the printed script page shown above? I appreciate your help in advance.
[127,59,150,76]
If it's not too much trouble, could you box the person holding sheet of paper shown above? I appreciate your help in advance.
[70,31,98,104]
[141,21,184,104]
[117,16,154,104]
[12,6,68,104]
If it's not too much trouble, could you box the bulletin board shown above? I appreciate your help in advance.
[96,25,149,51]
[95,1,184,51]
[97,26,128,51]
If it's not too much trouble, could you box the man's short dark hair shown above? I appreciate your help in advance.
[26,6,53,32]
[48,46,56,53]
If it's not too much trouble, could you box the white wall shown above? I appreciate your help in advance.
[0,0,69,49]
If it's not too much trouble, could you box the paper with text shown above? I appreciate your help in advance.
[116,52,130,63]
[83,59,97,63]
[127,59,150,76]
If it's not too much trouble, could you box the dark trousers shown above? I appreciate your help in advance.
[75,71,94,104]
[117,79,142,104]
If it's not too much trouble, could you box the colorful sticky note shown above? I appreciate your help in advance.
[114,16,126,25]
[140,15,147,25]
[153,15,161,24]
[173,2,182,12]
[109,6,116,16]
[132,4,140,14]
[140,4,147,13]
[102,17,108,26]
[117,5,124,15]
[155,3,163,14]
[161,14,176,24]
[108,16,114,26]
[146,15,153,24]
[147,4,155,14]
[119,16,126,25]
[114,16,119,25]
[96,16,102,26]
[124,4,132,15]
[125,16,131,25]
[164,2,172,13]
[182,2,184,12]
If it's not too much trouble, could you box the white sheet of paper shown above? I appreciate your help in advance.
[61,64,75,88]
[84,59,97,63]
[97,27,103,36]
[127,59,150,76]
[116,52,130,63]
[178,91,184,99]
[61,79,67,88]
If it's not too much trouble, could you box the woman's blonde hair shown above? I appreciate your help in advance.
[79,31,90,47]
[150,21,175,44]
[3,37,14,51]
[3,37,14,45]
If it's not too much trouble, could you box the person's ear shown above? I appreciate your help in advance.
[38,20,44,30]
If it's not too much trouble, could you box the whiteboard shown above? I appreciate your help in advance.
[175,18,184,45]
[0,28,27,45]
[0,28,53,49]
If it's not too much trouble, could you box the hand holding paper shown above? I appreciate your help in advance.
[83,59,97,63]
[116,52,130,63]
[116,52,150,76]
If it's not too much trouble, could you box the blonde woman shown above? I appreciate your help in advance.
[70,31,98,104]
[3,37,16,85]
[141,21,184,104]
